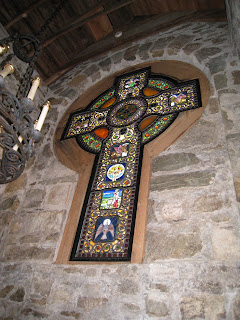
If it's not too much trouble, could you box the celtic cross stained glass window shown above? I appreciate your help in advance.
[62,67,202,261]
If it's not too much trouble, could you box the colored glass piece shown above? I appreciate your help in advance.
[139,115,158,131]
[100,189,123,209]
[143,87,159,96]
[94,127,109,139]
[101,96,116,109]
[89,89,115,110]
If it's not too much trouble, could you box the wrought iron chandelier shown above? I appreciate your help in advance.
[0,0,67,184]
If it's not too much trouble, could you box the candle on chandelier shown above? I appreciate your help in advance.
[27,77,41,100]
[13,136,23,151]
[34,101,51,132]
[0,64,14,78]
[0,44,10,56]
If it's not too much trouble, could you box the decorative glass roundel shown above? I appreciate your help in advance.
[108,98,147,127]
[107,164,125,181]
[62,67,202,261]
[116,104,137,119]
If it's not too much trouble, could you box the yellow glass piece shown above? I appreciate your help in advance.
[143,88,159,96]
[101,97,116,109]
[139,115,158,131]
[94,127,109,139]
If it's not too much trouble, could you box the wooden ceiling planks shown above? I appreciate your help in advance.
[87,7,113,41]
[130,0,225,16]
[0,0,226,83]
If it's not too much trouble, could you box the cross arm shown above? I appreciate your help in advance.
[145,79,201,117]
[62,109,108,139]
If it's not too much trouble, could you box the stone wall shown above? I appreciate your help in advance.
[1,21,240,319]
[225,0,240,59]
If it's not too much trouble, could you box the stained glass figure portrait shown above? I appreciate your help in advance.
[110,143,129,159]
[106,163,125,182]
[100,189,122,209]
[94,217,118,242]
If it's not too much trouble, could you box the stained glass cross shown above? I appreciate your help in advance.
[62,67,202,261]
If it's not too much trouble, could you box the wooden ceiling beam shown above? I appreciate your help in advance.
[4,0,49,29]
[45,9,226,85]
[42,0,136,48]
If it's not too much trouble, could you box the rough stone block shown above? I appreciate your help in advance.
[207,97,219,114]
[20,308,49,318]
[32,272,54,297]
[138,42,152,59]
[168,35,194,50]
[0,285,14,298]
[145,298,169,317]
[60,311,81,319]
[192,194,229,213]
[99,58,111,72]
[151,36,175,51]
[180,294,226,320]
[152,153,200,172]
[51,289,70,303]
[47,184,72,206]
[145,231,202,262]
[180,296,204,319]
[67,74,88,87]
[170,119,220,149]
[7,210,65,246]
[4,246,54,262]
[9,287,25,302]
[77,297,108,311]
[226,133,240,201]
[57,87,77,100]
[84,64,100,77]
[23,189,46,208]
[151,49,164,58]
[150,170,215,192]
[4,174,27,193]
[211,227,240,260]
[1,196,20,211]
[183,42,202,55]
[206,53,228,74]
[118,279,140,295]
[214,73,228,90]
[232,292,240,320]
[123,45,139,61]
[195,47,222,61]
[232,70,240,85]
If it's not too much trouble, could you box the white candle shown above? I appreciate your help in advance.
[34,101,51,132]
[0,44,10,56]
[0,64,14,78]
[13,135,23,151]
[27,77,41,100]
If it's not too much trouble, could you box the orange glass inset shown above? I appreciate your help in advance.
[138,115,158,131]
[143,88,159,96]
[94,127,109,139]
[101,97,116,109]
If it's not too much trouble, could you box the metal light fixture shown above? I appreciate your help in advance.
[0,0,67,184]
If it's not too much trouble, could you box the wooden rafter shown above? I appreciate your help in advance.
[4,0,48,29]
[42,0,136,48]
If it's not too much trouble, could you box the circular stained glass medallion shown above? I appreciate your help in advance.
[116,104,137,119]
[107,164,125,181]
[108,98,147,127]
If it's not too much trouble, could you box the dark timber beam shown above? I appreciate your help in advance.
[42,0,136,49]
[5,0,48,29]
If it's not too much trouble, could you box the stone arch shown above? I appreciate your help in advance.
[54,60,210,264]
